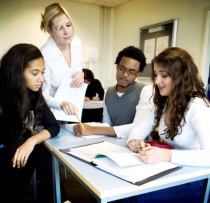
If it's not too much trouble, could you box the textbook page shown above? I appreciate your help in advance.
[62,141,144,167]
[64,122,110,139]
[51,76,87,122]
[94,157,180,184]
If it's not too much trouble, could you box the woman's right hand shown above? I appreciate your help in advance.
[128,139,146,153]
[60,101,78,115]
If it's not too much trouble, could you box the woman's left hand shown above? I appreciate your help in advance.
[12,139,35,168]
[138,146,172,164]
[71,71,84,88]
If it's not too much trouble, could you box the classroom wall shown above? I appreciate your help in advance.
[112,0,210,85]
[0,0,209,88]
[0,0,101,78]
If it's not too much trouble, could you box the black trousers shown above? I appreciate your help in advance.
[0,145,39,203]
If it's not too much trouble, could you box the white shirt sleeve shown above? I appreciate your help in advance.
[127,108,155,143]
[42,63,62,110]
[41,36,83,110]
[114,84,154,138]
[127,97,210,167]
[102,90,113,126]
[170,98,210,166]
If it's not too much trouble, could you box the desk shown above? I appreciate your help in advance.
[45,127,210,203]
[82,101,103,122]
[83,101,103,109]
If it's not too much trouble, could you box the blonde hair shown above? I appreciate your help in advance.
[40,2,73,32]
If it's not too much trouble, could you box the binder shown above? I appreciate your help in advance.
[60,141,182,186]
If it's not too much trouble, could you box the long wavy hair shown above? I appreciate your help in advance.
[0,43,45,141]
[151,47,209,140]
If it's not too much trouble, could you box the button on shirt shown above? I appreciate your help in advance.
[41,35,83,110]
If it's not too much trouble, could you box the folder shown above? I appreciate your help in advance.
[60,141,182,185]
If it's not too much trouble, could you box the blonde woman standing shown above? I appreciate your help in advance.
[40,2,84,116]
[39,3,82,202]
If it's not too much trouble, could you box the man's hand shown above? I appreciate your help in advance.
[73,123,93,136]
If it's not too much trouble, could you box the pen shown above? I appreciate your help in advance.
[75,113,85,130]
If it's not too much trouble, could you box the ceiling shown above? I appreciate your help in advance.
[67,0,132,8]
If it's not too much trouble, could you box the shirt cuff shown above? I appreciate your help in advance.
[113,124,133,138]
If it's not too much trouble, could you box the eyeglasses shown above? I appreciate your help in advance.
[117,65,139,76]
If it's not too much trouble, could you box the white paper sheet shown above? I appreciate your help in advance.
[95,157,179,184]
[51,76,87,122]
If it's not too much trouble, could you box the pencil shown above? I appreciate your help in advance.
[75,113,85,130]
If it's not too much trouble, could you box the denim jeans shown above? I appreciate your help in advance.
[113,180,207,203]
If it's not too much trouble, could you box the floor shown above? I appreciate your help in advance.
[25,164,98,203]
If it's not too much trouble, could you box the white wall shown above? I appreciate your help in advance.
[112,0,210,85]
[0,0,210,88]
[0,0,101,79]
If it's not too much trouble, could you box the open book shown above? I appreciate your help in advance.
[60,141,182,185]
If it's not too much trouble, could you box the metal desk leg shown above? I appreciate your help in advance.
[203,176,210,203]
[33,168,37,201]
[53,155,61,203]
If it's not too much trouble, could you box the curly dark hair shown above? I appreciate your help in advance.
[82,68,94,82]
[0,43,45,139]
[151,47,208,140]
[115,46,147,72]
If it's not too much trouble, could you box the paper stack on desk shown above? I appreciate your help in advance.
[60,141,182,185]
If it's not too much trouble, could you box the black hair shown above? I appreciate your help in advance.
[82,68,94,82]
[115,46,147,72]
[0,43,44,142]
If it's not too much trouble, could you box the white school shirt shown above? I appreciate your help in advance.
[41,36,82,110]
[102,84,154,138]
[128,97,210,166]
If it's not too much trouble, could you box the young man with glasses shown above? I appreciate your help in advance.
[73,46,153,138]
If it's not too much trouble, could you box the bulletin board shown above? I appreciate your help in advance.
[139,19,178,78]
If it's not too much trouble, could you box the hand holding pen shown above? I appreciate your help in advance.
[129,139,172,164]
[92,93,100,101]
[128,139,147,153]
